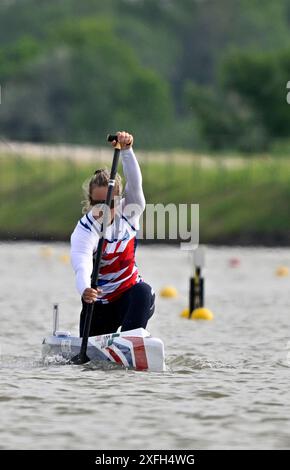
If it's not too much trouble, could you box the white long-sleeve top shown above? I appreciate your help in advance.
[70,148,145,303]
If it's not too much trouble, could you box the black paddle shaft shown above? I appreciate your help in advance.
[72,137,121,364]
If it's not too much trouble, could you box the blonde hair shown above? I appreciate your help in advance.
[81,168,123,214]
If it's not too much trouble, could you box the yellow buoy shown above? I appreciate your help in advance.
[276,266,289,277]
[180,307,214,320]
[59,254,70,264]
[160,286,178,298]
[40,246,53,258]
[191,307,214,321]
[180,308,190,318]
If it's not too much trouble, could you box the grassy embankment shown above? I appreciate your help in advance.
[1,151,290,244]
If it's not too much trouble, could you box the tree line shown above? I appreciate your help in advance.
[1,0,290,151]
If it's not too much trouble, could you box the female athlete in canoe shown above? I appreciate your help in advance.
[70,131,155,336]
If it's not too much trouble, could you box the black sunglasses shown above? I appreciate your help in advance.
[90,199,115,209]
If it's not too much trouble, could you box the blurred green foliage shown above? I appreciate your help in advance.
[1,0,290,151]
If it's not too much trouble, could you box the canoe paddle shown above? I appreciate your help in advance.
[71,134,121,364]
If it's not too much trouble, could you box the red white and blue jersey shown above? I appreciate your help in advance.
[70,148,145,303]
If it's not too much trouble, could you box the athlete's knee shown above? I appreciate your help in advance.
[120,283,155,331]
[133,282,154,301]
[136,283,155,311]
[136,282,155,318]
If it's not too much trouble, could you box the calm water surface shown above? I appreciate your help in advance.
[0,242,290,449]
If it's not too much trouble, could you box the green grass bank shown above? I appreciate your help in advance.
[1,152,290,245]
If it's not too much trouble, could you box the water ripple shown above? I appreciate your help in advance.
[1,243,290,450]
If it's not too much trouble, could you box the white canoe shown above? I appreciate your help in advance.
[42,327,165,372]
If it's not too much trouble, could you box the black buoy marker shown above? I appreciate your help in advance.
[189,247,205,318]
